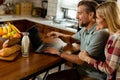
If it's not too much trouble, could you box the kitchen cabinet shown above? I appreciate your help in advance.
[36,23,74,39]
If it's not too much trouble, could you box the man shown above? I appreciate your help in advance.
[44,1,109,80]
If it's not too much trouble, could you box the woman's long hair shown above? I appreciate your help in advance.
[96,1,120,34]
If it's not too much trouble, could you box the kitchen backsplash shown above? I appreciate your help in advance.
[47,0,63,19]
[3,0,42,7]
[26,0,42,8]
[26,0,63,18]
[4,0,20,4]
[0,0,64,19]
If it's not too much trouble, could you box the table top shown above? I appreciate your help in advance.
[0,38,66,80]
[0,51,64,80]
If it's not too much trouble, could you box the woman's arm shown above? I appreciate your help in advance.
[79,37,120,75]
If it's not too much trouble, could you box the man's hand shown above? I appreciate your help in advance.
[47,31,62,38]
[43,47,60,56]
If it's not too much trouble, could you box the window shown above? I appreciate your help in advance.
[118,0,120,5]
[61,0,79,20]
[61,0,79,10]
[63,9,77,20]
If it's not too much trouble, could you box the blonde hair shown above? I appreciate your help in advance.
[96,1,120,33]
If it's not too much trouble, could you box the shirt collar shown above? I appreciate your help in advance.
[85,23,97,34]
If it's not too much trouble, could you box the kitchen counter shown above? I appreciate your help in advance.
[0,15,77,33]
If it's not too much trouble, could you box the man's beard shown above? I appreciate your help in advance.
[80,22,89,27]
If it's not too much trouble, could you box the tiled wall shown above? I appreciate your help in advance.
[26,0,42,7]
[47,0,63,19]
[47,0,58,17]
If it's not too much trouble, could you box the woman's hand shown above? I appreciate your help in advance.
[78,50,90,63]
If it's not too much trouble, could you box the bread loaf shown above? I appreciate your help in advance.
[0,44,21,57]
[2,38,21,48]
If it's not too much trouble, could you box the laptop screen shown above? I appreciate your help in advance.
[26,25,66,53]
[26,25,43,50]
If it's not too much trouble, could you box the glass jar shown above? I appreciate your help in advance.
[21,32,30,57]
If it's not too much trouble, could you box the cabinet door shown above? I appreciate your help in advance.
[10,20,35,32]
[58,29,74,35]
[36,23,75,38]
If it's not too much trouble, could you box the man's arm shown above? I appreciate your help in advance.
[59,35,79,44]
[43,45,83,65]
[60,52,84,65]
[47,31,79,44]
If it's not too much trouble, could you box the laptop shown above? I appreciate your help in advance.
[26,25,64,53]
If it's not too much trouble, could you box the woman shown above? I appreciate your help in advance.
[78,1,120,80]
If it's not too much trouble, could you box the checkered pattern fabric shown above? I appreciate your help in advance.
[89,32,120,80]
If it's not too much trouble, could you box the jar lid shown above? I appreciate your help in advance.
[22,32,29,36]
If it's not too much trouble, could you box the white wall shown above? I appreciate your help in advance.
[118,0,120,5]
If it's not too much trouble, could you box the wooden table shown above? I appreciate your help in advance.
[0,38,66,80]
[0,51,65,80]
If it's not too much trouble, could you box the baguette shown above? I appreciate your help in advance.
[0,44,21,57]
[2,38,21,48]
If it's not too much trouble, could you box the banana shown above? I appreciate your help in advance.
[12,24,21,33]
[9,23,21,33]
[2,34,9,38]
[2,26,8,34]
[6,23,12,38]
[8,23,15,33]
[0,27,3,36]
[6,24,12,33]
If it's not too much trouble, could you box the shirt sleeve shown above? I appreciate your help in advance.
[72,30,81,41]
[72,27,85,42]
[85,30,109,57]
[89,36,120,75]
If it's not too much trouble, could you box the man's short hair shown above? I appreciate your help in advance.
[78,0,98,18]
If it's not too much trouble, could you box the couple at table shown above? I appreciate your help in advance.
[43,1,120,80]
